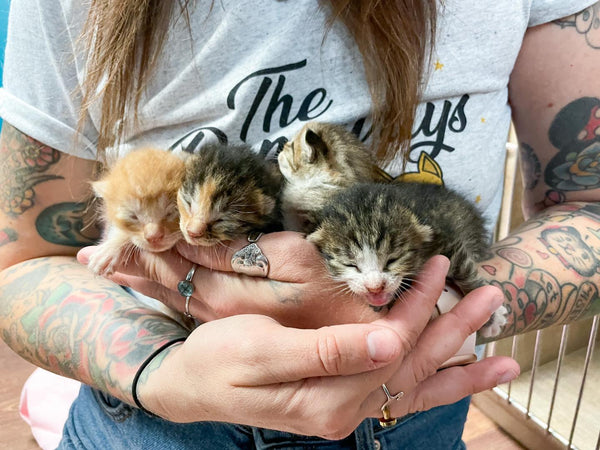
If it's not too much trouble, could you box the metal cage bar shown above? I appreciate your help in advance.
[546,324,570,430]
[568,316,599,448]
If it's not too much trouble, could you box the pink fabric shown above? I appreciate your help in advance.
[19,368,81,450]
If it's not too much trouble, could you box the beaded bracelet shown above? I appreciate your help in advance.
[131,337,187,415]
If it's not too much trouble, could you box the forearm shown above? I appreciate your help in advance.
[0,256,189,404]
[476,202,600,344]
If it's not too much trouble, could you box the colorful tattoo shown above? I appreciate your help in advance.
[554,3,600,49]
[35,202,98,246]
[545,97,600,192]
[0,258,188,401]
[478,203,600,343]
[0,124,63,216]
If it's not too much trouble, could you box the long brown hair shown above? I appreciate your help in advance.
[80,0,436,163]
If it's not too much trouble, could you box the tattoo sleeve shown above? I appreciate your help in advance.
[476,202,600,344]
[0,257,189,404]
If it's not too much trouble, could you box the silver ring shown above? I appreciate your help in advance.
[230,232,269,277]
[177,264,198,319]
[378,383,404,428]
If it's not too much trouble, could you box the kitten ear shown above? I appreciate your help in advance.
[302,128,328,163]
[91,180,108,198]
[416,222,434,243]
[306,227,323,245]
[257,192,276,216]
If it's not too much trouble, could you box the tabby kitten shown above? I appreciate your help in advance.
[308,182,507,338]
[278,121,390,232]
[88,147,185,275]
[178,143,283,246]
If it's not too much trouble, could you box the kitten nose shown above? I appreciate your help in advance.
[366,284,385,294]
[186,226,207,239]
[144,224,165,243]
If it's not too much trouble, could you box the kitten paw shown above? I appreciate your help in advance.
[478,305,508,338]
[87,247,121,276]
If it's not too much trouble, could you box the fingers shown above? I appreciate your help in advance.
[374,255,450,353]
[378,284,505,402]
[400,285,505,383]
[176,231,326,282]
[78,246,225,320]
[399,356,519,416]
[204,317,404,385]
[79,245,192,294]
[78,245,322,323]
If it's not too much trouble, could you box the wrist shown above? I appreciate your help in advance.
[133,337,187,418]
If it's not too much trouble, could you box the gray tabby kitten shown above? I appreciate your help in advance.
[277,122,391,232]
[308,182,507,338]
[178,143,283,246]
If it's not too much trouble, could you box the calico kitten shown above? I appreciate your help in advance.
[278,121,390,232]
[308,182,507,338]
[88,147,185,275]
[178,143,283,246]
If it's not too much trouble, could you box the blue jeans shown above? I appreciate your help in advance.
[58,385,469,449]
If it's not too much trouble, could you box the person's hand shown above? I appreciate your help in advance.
[78,231,384,328]
[136,256,519,439]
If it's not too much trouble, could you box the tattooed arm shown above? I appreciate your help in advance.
[0,123,189,403]
[477,2,600,343]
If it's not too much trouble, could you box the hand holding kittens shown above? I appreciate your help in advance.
[79,231,384,327]
[124,255,519,435]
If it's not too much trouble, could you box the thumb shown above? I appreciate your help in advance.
[236,319,403,385]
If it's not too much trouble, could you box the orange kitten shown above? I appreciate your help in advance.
[88,147,185,275]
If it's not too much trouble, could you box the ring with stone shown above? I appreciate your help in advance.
[177,263,198,319]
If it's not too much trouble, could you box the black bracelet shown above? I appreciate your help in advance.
[131,337,187,415]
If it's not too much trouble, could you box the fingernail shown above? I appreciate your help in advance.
[367,329,398,362]
[76,246,96,264]
[497,369,518,385]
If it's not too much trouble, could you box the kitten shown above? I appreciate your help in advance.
[277,121,391,232]
[308,182,507,338]
[178,143,283,246]
[88,147,185,275]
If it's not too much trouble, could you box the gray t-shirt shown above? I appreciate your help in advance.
[0,0,595,231]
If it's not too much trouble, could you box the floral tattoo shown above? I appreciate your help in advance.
[0,124,63,216]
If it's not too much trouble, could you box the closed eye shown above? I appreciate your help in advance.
[385,257,399,268]
[179,192,192,210]
[123,211,138,222]
[344,263,361,272]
